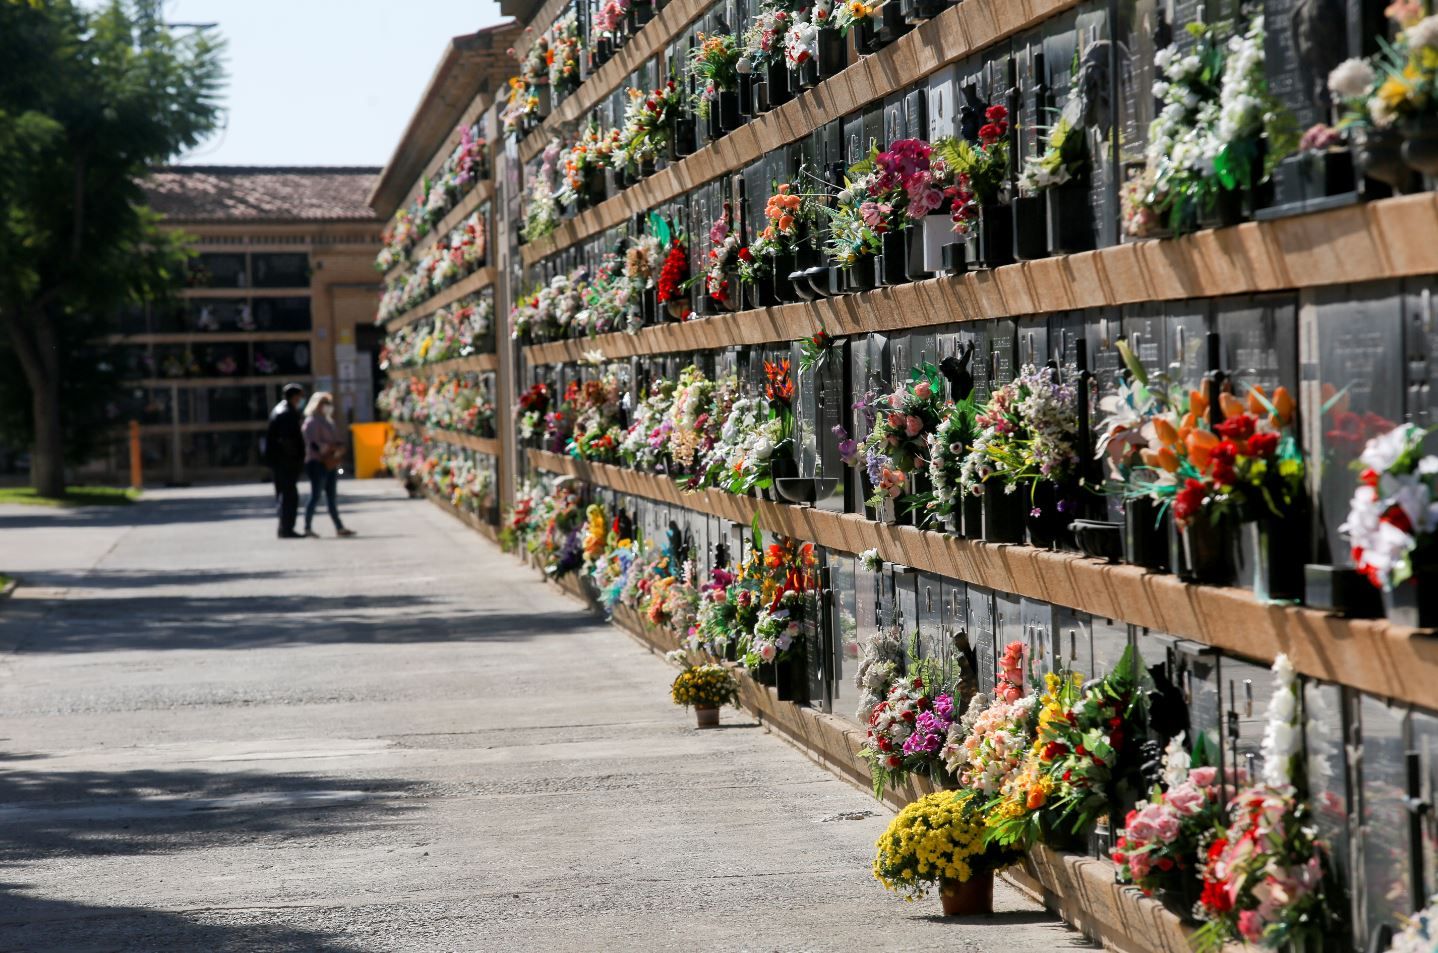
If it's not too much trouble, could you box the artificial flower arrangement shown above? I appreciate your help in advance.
[521,140,564,243]
[377,207,488,322]
[742,181,810,286]
[1192,654,1333,952]
[383,436,496,517]
[861,670,960,797]
[1106,343,1303,570]
[1124,15,1296,237]
[614,82,682,172]
[670,660,741,708]
[374,123,488,273]
[546,13,582,97]
[1328,6,1438,138]
[698,203,749,309]
[500,75,541,136]
[1339,422,1438,592]
[832,0,885,35]
[925,393,980,528]
[563,374,625,463]
[942,108,1011,243]
[1017,101,1088,195]
[1111,733,1226,899]
[740,1,793,75]
[737,534,818,670]
[619,376,679,472]
[985,645,1147,851]
[559,124,618,208]
[820,139,944,270]
[515,381,550,446]
[940,641,1036,800]
[687,33,743,120]
[656,237,692,319]
[958,363,1084,529]
[379,296,494,370]
[872,789,1024,907]
[859,363,948,512]
[1387,893,1438,953]
[376,372,496,437]
[782,0,836,71]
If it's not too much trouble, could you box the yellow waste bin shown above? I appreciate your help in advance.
[349,422,393,479]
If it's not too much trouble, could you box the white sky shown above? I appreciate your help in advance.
[139,0,510,167]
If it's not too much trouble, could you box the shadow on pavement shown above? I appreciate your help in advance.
[12,596,603,653]
[0,760,418,950]
[0,763,418,863]
[0,888,376,952]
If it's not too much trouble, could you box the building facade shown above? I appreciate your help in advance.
[100,167,384,484]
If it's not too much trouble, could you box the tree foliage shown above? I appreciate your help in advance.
[0,0,225,493]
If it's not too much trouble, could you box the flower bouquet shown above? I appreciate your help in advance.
[860,364,948,521]
[984,647,1146,851]
[656,238,691,320]
[699,204,747,312]
[942,644,1037,800]
[615,82,680,173]
[873,789,1023,915]
[670,661,740,728]
[1339,422,1438,626]
[1112,734,1225,908]
[1193,654,1332,952]
[1125,16,1296,237]
[1017,87,1093,255]
[688,32,743,131]
[960,363,1084,547]
[740,2,793,111]
[933,108,1012,270]
[744,182,809,303]
[860,674,958,797]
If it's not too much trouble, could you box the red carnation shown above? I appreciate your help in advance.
[1248,431,1279,457]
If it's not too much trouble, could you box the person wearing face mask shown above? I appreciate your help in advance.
[300,391,356,538]
[264,382,307,539]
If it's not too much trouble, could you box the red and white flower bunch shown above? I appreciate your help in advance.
[1194,654,1332,952]
[1112,734,1225,896]
[1339,422,1438,591]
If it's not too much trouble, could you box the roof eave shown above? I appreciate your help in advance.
[368,21,521,219]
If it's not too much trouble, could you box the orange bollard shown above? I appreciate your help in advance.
[128,420,142,490]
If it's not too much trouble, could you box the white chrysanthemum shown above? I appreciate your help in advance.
[1408,14,1438,50]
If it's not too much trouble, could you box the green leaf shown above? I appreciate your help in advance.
[750,512,762,552]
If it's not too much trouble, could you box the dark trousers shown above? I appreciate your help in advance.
[304,459,343,531]
[274,469,300,534]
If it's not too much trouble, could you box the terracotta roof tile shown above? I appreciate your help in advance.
[144,166,383,223]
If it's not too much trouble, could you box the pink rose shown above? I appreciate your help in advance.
[1190,766,1218,788]
[1153,809,1181,844]
[1125,810,1158,843]
[1165,781,1205,817]
[887,412,904,430]
[1128,852,1152,880]
[1237,910,1265,943]
[913,380,932,400]
[904,415,923,438]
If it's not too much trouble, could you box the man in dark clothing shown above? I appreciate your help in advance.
[264,383,306,538]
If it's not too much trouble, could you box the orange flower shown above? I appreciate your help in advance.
[1186,429,1218,469]
[777,214,794,231]
[1153,417,1179,447]
[1219,392,1245,419]
[1271,386,1294,424]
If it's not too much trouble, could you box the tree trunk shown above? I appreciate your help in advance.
[30,369,65,497]
[2,307,66,498]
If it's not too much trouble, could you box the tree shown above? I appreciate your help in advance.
[0,0,224,496]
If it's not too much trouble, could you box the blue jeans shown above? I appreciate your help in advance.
[304,460,343,531]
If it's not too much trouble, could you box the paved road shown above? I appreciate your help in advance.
[0,481,1080,952]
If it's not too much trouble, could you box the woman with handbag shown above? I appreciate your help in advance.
[301,391,356,538]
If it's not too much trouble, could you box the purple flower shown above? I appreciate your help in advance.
[866,450,892,486]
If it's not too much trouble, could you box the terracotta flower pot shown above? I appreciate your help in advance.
[939,871,993,916]
[695,705,720,728]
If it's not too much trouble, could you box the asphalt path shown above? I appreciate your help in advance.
[0,481,1080,952]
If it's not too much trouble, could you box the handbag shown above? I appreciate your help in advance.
[322,444,346,470]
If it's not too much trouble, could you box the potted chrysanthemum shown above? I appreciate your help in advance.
[873,788,1022,915]
[669,659,739,728]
